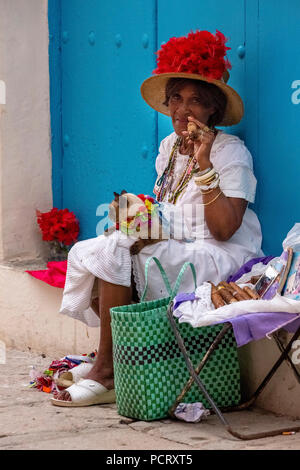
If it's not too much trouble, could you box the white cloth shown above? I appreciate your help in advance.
[174,291,300,329]
[60,231,137,327]
[60,130,264,327]
[173,260,300,332]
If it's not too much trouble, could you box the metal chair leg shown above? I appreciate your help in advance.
[168,321,232,417]
[273,331,300,383]
[167,302,300,440]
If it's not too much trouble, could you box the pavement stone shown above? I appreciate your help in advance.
[1,349,300,450]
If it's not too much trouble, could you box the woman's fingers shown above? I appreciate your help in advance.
[181,131,194,146]
[188,129,214,146]
[188,116,215,135]
[187,115,206,129]
[183,118,216,162]
[199,131,215,144]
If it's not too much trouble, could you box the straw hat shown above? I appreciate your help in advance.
[141,30,244,126]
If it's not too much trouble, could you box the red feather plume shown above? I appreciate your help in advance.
[153,30,231,80]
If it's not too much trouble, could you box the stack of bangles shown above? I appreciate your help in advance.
[194,166,222,206]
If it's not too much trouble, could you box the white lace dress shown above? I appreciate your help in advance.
[60,130,264,327]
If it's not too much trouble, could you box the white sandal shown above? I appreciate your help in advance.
[51,378,116,407]
[55,362,94,388]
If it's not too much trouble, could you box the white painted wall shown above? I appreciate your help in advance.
[0,0,53,262]
[0,98,3,260]
[0,263,99,356]
[0,0,100,362]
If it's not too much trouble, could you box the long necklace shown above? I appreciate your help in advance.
[154,137,181,202]
[154,137,197,204]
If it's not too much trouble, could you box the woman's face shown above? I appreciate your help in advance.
[168,82,215,137]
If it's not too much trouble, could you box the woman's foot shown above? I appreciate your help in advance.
[53,364,114,403]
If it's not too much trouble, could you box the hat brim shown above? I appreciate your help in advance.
[140,72,244,127]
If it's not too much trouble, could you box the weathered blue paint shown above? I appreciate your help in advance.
[48,0,63,208]
[48,0,300,255]
[254,0,300,254]
[57,0,158,240]
[244,0,259,214]
[157,0,246,143]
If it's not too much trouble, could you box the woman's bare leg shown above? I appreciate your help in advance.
[54,279,132,402]
[85,279,132,386]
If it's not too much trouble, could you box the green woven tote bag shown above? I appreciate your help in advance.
[110,257,241,421]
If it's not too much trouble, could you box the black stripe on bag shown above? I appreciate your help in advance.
[113,333,236,366]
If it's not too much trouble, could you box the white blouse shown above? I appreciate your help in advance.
[60,129,264,327]
[154,130,262,255]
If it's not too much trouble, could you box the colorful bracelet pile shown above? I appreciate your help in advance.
[194,166,223,206]
[194,166,220,192]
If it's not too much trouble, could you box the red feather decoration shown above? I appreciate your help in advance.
[153,30,231,80]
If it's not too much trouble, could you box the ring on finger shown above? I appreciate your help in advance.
[203,126,214,134]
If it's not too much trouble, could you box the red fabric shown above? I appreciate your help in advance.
[26,261,67,288]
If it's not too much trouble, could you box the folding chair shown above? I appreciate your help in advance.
[167,301,300,440]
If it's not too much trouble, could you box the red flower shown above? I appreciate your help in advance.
[36,208,79,246]
[137,194,155,204]
[153,30,231,80]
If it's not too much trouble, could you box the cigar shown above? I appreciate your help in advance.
[218,281,233,290]
[243,286,260,300]
[250,275,261,285]
[217,286,238,304]
[229,282,253,300]
[210,283,226,309]
[233,292,247,302]
[217,282,239,299]
[218,281,247,301]
[187,122,199,141]
[219,281,237,295]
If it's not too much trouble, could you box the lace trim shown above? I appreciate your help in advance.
[131,257,143,301]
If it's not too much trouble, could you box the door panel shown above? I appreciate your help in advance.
[60,0,157,239]
[255,0,300,254]
[52,0,300,254]
[157,0,246,143]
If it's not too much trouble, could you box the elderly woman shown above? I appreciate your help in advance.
[52,30,263,406]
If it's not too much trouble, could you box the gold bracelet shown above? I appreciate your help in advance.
[194,168,216,182]
[200,188,215,194]
[195,175,218,187]
[202,176,218,185]
[202,190,222,206]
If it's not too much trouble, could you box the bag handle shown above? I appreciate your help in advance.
[141,256,172,301]
[170,262,197,300]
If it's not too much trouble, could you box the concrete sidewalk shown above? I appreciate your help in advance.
[1,348,300,450]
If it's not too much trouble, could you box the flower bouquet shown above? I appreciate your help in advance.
[36,208,79,261]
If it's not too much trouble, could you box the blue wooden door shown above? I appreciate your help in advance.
[58,0,158,240]
[157,0,246,143]
[49,0,300,255]
[251,0,300,254]
[54,0,245,241]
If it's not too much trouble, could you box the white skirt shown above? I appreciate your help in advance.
[59,229,257,328]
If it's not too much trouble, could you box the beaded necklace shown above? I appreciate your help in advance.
[154,137,197,204]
